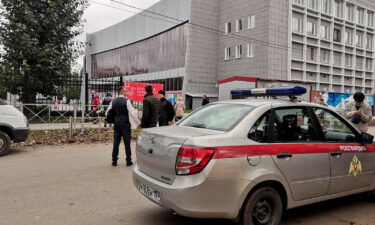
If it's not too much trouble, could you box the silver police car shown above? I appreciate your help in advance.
[133,87,375,225]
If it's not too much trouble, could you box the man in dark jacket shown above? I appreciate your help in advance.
[202,95,209,106]
[106,87,140,166]
[141,85,161,128]
[158,90,175,126]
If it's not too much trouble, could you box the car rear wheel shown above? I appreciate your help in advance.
[0,131,11,157]
[369,189,375,202]
[241,187,283,225]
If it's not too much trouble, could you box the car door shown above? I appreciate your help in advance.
[269,106,331,201]
[312,107,375,194]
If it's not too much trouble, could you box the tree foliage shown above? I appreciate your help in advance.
[0,0,87,103]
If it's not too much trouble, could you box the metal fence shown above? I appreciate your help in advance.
[14,103,142,131]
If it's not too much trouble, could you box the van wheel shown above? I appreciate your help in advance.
[0,131,11,156]
[241,187,283,225]
[369,189,375,202]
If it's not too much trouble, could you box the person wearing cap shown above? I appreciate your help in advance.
[344,92,372,132]
[158,90,175,126]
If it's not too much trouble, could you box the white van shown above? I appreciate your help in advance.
[0,100,29,156]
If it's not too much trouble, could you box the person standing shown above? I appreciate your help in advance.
[202,95,209,106]
[141,85,161,128]
[106,87,140,167]
[344,92,372,132]
[174,97,185,122]
[158,90,175,126]
[102,93,113,128]
[91,93,101,124]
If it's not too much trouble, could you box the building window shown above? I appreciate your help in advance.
[334,0,342,18]
[307,21,316,36]
[225,22,232,34]
[293,0,301,4]
[236,19,243,32]
[333,29,341,42]
[345,54,352,67]
[225,47,231,60]
[357,8,364,25]
[366,59,373,71]
[292,16,302,33]
[309,47,316,61]
[248,15,255,29]
[247,43,254,57]
[322,50,330,64]
[368,12,374,27]
[321,0,330,14]
[345,30,353,45]
[367,36,373,50]
[320,25,330,40]
[307,0,316,9]
[235,45,242,59]
[356,33,363,47]
[346,4,354,22]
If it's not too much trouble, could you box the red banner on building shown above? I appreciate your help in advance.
[124,82,164,102]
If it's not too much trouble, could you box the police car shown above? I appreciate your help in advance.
[133,87,375,225]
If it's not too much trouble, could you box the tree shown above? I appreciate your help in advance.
[0,0,87,103]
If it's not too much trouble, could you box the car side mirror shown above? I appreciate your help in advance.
[361,132,374,144]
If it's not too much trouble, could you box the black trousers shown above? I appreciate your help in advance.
[112,123,132,162]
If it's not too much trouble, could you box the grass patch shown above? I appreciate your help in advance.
[15,128,141,147]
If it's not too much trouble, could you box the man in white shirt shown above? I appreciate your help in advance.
[106,87,140,166]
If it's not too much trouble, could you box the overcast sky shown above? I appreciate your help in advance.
[76,0,161,68]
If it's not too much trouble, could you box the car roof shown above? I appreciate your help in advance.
[213,98,328,109]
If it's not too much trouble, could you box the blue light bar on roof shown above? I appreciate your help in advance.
[231,86,307,97]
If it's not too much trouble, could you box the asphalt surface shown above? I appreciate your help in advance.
[1,143,375,225]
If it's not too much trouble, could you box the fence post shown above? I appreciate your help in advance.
[69,116,73,141]
[48,105,51,124]
[73,104,77,133]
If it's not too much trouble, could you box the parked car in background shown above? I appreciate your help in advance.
[133,87,375,225]
[0,100,29,156]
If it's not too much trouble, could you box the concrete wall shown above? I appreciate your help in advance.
[184,0,219,95]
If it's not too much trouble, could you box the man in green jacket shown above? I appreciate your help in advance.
[344,92,372,132]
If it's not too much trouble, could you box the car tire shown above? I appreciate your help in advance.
[369,189,375,202]
[241,187,283,225]
[0,131,11,157]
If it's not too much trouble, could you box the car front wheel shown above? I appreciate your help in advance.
[241,187,283,225]
[0,131,11,157]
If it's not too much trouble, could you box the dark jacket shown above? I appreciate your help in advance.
[112,97,129,127]
[141,93,161,128]
[202,98,209,106]
[102,97,112,111]
[159,98,175,124]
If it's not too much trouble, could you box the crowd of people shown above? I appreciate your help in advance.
[92,85,188,167]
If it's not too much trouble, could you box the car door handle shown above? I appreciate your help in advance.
[277,152,293,159]
[330,151,342,157]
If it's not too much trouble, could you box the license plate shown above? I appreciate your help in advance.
[138,182,162,202]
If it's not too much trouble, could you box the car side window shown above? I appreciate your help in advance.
[272,107,318,143]
[313,108,357,143]
[248,111,270,143]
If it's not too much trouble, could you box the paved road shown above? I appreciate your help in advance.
[1,144,374,225]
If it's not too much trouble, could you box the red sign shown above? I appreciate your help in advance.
[124,82,164,102]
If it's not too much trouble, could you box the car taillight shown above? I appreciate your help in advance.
[175,146,215,175]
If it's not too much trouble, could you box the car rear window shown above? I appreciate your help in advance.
[179,104,255,132]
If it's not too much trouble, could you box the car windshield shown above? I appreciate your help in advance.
[179,104,255,131]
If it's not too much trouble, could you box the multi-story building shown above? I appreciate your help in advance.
[84,0,375,108]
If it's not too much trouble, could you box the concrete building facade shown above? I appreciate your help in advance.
[84,0,375,108]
